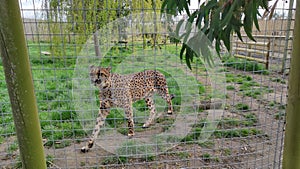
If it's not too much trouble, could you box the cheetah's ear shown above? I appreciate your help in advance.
[105,67,111,72]
[89,65,101,77]
[100,67,111,77]
[89,65,95,70]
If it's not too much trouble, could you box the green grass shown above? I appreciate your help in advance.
[235,103,250,111]
[226,85,235,90]
[270,77,286,84]
[0,42,83,148]
[244,113,258,123]
[198,141,215,148]
[0,115,15,136]
[226,73,255,85]
[213,128,262,138]
[46,155,55,167]
[173,151,191,159]
[218,113,257,127]
[275,111,285,120]
[239,81,259,91]
[268,101,286,110]
[42,121,85,147]
[0,136,4,144]
[222,148,232,156]
[101,156,128,165]
[7,140,19,154]
[182,119,207,143]
[15,156,22,169]
[219,118,241,127]
[226,73,273,99]
[116,140,156,161]
[223,57,269,75]
[241,86,273,99]
[182,114,260,142]
[202,153,220,162]
[0,65,15,137]
[225,72,272,99]
[211,113,260,139]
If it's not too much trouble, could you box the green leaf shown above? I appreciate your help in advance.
[187,32,202,57]
[180,44,186,61]
[195,9,203,27]
[187,10,198,24]
[258,0,269,9]
[187,45,194,62]
[200,42,213,67]
[243,1,255,41]
[220,0,238,28]
[185,46,193,69]
[175,19,185,37]
[231,16,243,42]
[208,7,222,41]
[181,0,191,16]
[233,25,243,42]
[161,0,168,13]
[162,0,177,15]
[231,16,243,27]
[222,26,232,51]
[179,32,187,40]
[252,1,260,31]
[215,39,221,56]
[183,22,193,43]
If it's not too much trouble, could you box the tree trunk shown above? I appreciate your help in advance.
[0,1,46,168]
[283,1,300,168]
[93,31,102,57]
[151,0,158,48]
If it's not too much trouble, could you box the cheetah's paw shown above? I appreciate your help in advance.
[128,133,135,138]
[81,146,89,153]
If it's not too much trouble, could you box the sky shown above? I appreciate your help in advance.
[20,0,295,19]
[20,0,43,19]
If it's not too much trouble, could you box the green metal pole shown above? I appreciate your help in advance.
[283,0,300,168]
[0,1,46,168]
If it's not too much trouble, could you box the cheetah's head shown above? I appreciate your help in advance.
[89,65,111,88]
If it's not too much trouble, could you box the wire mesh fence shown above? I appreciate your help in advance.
[0,0,295,168]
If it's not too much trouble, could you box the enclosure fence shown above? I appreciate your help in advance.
[0,0,295,168]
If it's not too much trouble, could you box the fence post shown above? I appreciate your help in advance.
[283,0,300,168]
[0,0,46,168]
[281,0,295,74]
[266,40,270,70]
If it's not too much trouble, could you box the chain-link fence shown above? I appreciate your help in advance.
[0,0,294,168]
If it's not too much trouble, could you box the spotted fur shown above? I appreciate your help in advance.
[81,65,174,152]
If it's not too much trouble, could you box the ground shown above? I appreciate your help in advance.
[0,65,287,169]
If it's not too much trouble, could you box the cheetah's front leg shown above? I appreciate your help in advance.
[81,99,111,153]
[124,104,135,137]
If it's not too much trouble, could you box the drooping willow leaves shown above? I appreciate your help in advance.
[161,0,270,69]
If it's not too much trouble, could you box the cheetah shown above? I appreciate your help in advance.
[81,65,174,152]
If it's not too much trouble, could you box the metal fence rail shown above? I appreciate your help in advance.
[0,0,294,168]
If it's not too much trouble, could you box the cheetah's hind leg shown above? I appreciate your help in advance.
[142,97,156,128]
